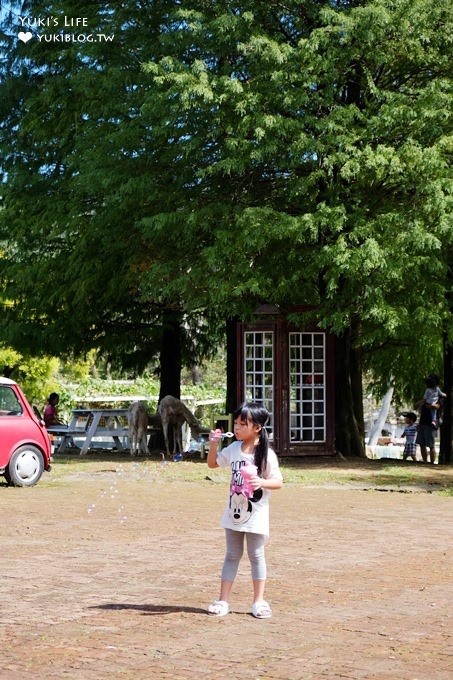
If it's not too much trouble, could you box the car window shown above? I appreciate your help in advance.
[0,386,23,415]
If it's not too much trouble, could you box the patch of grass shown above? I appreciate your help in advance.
[438,486,453,497]
[279,458,453,492]
[42,454,453,494]
[347,470,421,487]
[278,466,338,485]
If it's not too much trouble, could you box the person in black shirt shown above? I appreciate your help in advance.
[416,403,437,463]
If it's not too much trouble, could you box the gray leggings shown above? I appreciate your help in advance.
[221,529,267,582]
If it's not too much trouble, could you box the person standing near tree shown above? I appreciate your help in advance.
[416,402,437,464]
[423,374,446,428]
[401,412,418,462]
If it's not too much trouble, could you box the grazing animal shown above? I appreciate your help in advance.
[158,395,202,457]
[128,401,150,457]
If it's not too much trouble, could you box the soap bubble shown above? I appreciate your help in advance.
[87,463,130,525]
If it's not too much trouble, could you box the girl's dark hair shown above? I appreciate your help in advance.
[48,392,59,402]
[233,401,270,476]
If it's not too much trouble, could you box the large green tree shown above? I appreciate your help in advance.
[0,0,224,397]
[138,0,453,456]
[1,0,452,455]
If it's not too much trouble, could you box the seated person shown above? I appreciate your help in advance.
[43,392,65,427]
[44,392,77,448]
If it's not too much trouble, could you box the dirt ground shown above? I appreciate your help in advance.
[1,455,452,679]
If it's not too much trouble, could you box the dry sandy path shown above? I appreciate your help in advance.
[1,459,452,679]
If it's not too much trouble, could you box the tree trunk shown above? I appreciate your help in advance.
[158,310,182,402]
[439,336,452,464]
[334,328,366,457]
[225,316,238,415]
[190,364,202,385]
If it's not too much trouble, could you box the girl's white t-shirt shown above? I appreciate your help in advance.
[216,440,282,537]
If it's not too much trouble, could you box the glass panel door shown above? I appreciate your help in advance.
[244,331,274,435]
[289,332,326,442]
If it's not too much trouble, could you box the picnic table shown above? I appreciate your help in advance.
[47,408,131,456]
[47,398,227,456]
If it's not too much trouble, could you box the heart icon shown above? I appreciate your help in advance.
[18,31,33,43]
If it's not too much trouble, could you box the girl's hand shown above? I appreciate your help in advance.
[249,475,262,490]
[209,428,223,442]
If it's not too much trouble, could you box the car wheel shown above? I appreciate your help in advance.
[5,445,44,487]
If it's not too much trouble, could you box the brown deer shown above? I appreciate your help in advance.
[128,401,150,457]
[158,395,202,457]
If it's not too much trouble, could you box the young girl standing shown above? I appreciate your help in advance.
[207,402,283,619]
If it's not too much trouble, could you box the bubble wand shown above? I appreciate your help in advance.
[209,428,234,441]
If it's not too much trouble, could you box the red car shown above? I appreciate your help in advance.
[0,377,52,486]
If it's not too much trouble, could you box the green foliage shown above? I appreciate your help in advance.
[61,352,98,384]
[0,342,226,423]
[140,0,453,404]
[0,0,225,374]
[0,343,60,405]
[0,346,22,374]
[0,0,452,412]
